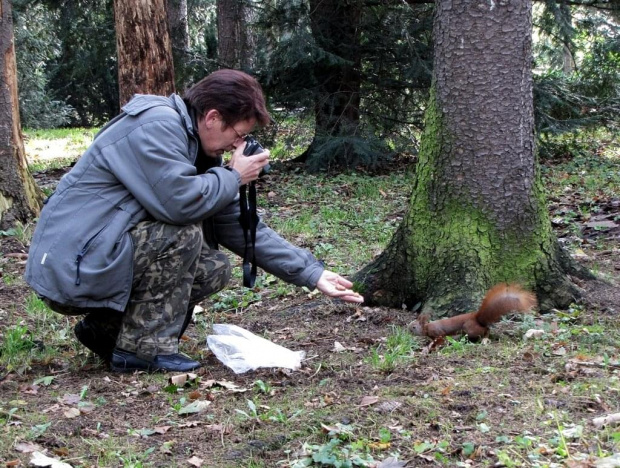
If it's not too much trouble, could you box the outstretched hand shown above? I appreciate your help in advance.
[316,270,364,304]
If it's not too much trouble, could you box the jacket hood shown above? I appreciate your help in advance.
[122,94,195,135]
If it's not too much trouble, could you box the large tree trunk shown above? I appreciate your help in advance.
[0,0,43,229]
[216,0,254,69]
[301,0,362,170]
[355,0,590,317]
[114,0,175,107]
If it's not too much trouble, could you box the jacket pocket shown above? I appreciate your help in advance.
[74,209,120,286]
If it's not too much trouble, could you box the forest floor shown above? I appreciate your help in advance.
[0,132,619,467]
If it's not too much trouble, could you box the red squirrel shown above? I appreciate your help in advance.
[410,283,537,340]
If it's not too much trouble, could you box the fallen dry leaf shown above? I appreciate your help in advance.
[374,401,403,414]
[321,423,342,434]
[524,329,546,340]
[63,408,80,419]
[42,404,61,414]
[178,400,211,415]
[205,424,231,434]
[421,336,445,355]
[188,390,202,400]
[169,373,198,386]
[359,395,379,407]
[52,448,69,457]
[80,428,109,439]
[593,412,620,428]
[552,346,567,356]
[160,440,175,455]
[346,310,367,323]
[154,426,172,434]
[5,459,21,467]
[201,380,247,392]
[77,402,95,414]
[14,441,42,453]
[368,441,391,450]
[177,421,202,428]
[19,385,38,395]
[59,394,81,405]
[187,456,204,467]
[322,394,335,405]
[29,451,73,468]
[332,341,346,353]
[377,457,406,468]
[522,352,535,361]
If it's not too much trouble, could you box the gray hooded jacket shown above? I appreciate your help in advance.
[25,94,324,311]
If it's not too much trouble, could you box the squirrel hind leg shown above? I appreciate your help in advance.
[462,318,489,340]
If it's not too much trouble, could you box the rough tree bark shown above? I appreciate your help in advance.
[355,0,590,316]
[0,0,43,229]
[216,0,254,69]
[114,0,175,107]
[300,0,362,169]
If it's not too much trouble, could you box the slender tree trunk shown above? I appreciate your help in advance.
[166,0,189,53]
[302,0,362,169]
[355,0,590,316]
[562,43,575,75]
[165,0,191,90]
[216,0,254,69]
[114,0,175,107]
[0,0,43,229]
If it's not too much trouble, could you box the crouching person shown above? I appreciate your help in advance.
[24,70,363,373]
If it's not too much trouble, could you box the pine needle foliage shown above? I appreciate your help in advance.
[257,0,433,171]
[533,5,620,153]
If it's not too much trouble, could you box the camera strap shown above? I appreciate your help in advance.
[239,182,258,288]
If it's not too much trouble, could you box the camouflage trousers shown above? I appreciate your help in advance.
[46,220,231,359]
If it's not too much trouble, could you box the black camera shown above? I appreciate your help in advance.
[243,136,271,175]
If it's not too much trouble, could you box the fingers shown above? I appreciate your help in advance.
[230,150,270,185]
[334,277,353,289]
[331,290,364,303]
[321,271,354,289]
[251,152,270,166]
[246,153,270,182]
[316,272,364,303]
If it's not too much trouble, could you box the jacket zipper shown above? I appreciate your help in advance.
[74,223,110,286]
[75,252,85,286]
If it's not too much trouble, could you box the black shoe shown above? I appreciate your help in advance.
[74,320,115,361]
[110,348,201,373]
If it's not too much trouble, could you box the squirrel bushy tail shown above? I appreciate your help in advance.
[410,283,537,340]
[475,283,537,327]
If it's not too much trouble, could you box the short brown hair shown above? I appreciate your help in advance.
[184,69,270,127]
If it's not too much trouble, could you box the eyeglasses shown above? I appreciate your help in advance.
[231,126,249,141]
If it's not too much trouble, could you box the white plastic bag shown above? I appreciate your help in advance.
[206,324,306,374]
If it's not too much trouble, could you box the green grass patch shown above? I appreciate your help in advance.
[367,326,421,373]
[24,127,98,172]
[0,325,38,371]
